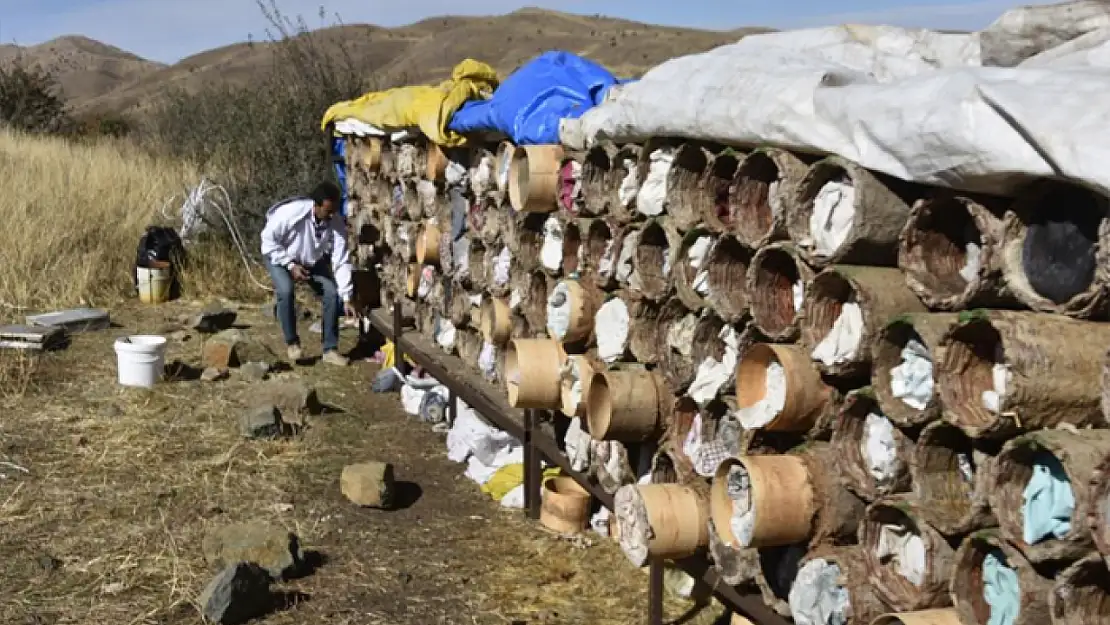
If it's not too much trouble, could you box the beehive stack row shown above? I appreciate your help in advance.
[343,128,1110,625]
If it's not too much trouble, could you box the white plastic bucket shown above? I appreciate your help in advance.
[114,335,167,388]
[135,266,172,304]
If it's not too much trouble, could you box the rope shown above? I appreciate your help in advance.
[161,178,273,293]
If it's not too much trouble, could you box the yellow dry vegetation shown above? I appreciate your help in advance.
[0,130,255,315]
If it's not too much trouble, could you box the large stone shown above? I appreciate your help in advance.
[193,302,238,334]
[238,362,271,383]
[240,405,280,439]
[202,367,229,382]
[203,330,278,370]
[198,562,272,625]
[255,378,320,428]
[201,523,302,580]
[340,462,396,509]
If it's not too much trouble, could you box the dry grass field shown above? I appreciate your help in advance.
[0,129,730,623]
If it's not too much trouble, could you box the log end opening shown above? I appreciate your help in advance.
[562,220,583,275]
[675,230,714,310]
[634,220,676,299]
[912,423,991,535]
[900,197,985,304]
[749,245,806,340]
[793,160,857,261]
[800,270,862,372]
[834,392,910,500]
[937,319,1007,437]
[705,236,754,322]
[732,151,780,244]
[873,320,939,427]
[586,220,621,287]
[1050,555,1110,625]
[1004,182,1107,309]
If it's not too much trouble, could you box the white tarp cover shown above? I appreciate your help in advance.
[563,1,1110,197]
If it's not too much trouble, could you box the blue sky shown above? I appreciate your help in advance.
[0,0,1052,63]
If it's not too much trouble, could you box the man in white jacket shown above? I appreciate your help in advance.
[260,181,355,366]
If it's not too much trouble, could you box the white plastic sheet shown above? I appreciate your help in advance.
[565,3,1110,198]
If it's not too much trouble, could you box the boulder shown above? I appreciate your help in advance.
[238,362,271,383]
[198,562,272,625]
[202,367,229,382]
[203,330,278,370]
[240,405,281,439]
[254,378,320,428]
[193,302,238,334]
[201,523,302,580]
[341,462,396,509]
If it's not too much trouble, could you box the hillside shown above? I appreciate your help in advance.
[5,9,770,115]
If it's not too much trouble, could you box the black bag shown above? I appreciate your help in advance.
[133,226,187,294]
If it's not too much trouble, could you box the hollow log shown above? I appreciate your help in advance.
[799,265,927,380]
[989,429,1110,566]
[1087,450,1110,567]
[613,482,710,567]
[546,278,602,347]
[788,546,888,625]
[658,305,703,393]
[734,343,838,434]
[746,242,815,342]
[608,144,644,224]
[899,195,1015,310]
[594,293,635,365]
[587,367,661,442]
[674,228,715,312]
[755,544,808,617]
[910,421,998,537]
[951,530,1054,625]
[580,142,620,217]
[662,143,718,231]
[871,313,958,429]
[831,389,914,502]
[561,218,587,276]
[508,144,564,214]
[628,297,683,365]
[937,311,1110,439]
[730,147,809,246]
[631,218,681,301]
[521,270,551,333]
[860,497,957,612]
[710,443,865,551]
[585,219,626,290]
[870,609,962,625]
[1049,554,1110,625]
[998,180,1110,319]
[507,211,547,271]
[787,155,916,267]
[704,235,755,324]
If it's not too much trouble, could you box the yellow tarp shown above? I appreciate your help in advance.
[321,59,499,147]
[480,464,561,502]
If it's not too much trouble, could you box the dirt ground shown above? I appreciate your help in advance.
[0,299,727,625]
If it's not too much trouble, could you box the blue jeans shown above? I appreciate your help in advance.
[266,257,341,352]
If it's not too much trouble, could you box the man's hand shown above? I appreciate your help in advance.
[343,302,357,318]
[289,264,310,282]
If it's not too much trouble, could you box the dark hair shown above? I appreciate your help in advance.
[310,180,342,206]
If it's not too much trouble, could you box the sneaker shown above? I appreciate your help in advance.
[322,350,349,367]
[287,344,304,361]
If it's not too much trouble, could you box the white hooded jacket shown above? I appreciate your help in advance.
[260,198,353,302]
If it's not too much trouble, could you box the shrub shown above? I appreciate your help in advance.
[144,1,389,247]
[0,59,71,134]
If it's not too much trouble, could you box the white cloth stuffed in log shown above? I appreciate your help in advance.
[546,282,573,340]
[688,236,712,295]
[862,412,902,487]
[687,325,742,404]
[596,298,631,363]
[737,360,787,429]
[811,302,864,367]
[788,558,851,625]
[876,522,927,587]
[636,148,674,217]
[805,177,855,259]
[540,216,563,272]
[891,338,935,411]
[727,463,756,547]
[618,159,640,208]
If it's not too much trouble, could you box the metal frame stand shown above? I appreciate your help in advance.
[371,299,787,625]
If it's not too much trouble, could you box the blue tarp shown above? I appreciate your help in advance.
[447,50,626,145]
[331,136,349,217]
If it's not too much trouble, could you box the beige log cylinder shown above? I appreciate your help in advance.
[416,220,441,266]
[735,343,835,433]
[586,368,661,442]
[613,482,710,567]
[504,338,564,409]
[870,609,961,625]
[711,455,816,549]
[539,476,591,534]
[509,145,565,213]
[479,297,512,346]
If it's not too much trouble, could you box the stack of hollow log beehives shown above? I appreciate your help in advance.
[346,127,1110,625]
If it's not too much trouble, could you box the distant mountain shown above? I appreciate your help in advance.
[2,9,773,115]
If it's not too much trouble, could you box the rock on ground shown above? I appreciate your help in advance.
[241,405,281,439]
[198,562,273,625]
[202,367,229,382]
[238,362,271,382]
[202,329,277,370]
[202,523,302,580]
[255,378,320,428]
[193,302,238,334]
[341,462,396,509]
